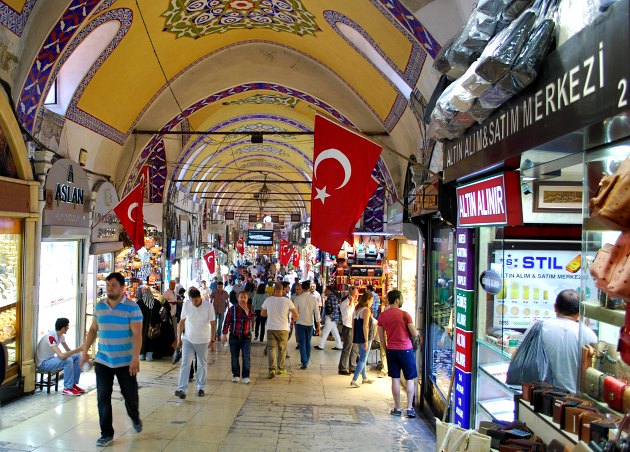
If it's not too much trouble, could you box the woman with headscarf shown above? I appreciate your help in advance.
[137,285,162,361]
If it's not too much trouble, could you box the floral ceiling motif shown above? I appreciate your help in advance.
[162,0,321,38]
[223,93,299,107]
[232,144,289,157]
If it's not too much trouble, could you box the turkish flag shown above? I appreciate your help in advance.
[279,239,292,267]
[203,250,216,274]
[235,237,245,255]
[310,115,382,254]
[292,249,300,268]
[114,172,145,251]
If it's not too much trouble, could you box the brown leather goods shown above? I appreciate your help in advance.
[607,234,630,301]
[590,156,630,229]
[581,344,596,391]
[523,382,551,403]
[603,375,628,411]
[499,439,544,452]
[585,367,607,399]
[564,406,600,434]
[542,391,569,417]
[533,388,562,413]
[553,398,582,425]
[591,243,620,290]
[579,412,605,442]
[590,417,622,444]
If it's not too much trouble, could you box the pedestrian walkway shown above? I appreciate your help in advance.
[0,337,435,451]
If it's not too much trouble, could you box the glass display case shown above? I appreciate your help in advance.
[578,143,630,417]
[0,218,22,373]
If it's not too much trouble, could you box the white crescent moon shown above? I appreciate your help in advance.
[127,203,138,223]
[313,148,352,190]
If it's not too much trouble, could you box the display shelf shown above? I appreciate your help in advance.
[581,393,624,418]
[479,363,521,394]
[517,400,577,447]
[478,397,515,422]
[478,339,513,361]
[583,216,626,232]
[349,264,382,268]
[582,301,625,328]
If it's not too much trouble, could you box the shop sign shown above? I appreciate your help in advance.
[454,228,474,428]
[454,369,473,428]
[480,269,503,295]
[44,159,90,228]
[443,0,630,182]
[91,181,120,243]
[457,172,522,227]
[491,247,586,329]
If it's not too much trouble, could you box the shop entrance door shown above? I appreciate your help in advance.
[38,240,81,348]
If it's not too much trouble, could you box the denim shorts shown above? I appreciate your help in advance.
[386,348,418,379]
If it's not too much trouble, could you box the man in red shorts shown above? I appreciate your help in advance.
[377,290,420,418]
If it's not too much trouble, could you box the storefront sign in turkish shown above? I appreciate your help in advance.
[91,181,120,243]
[443,0,630,182]
[491,246,589,329]
[44,159,90,228]
[457,172,522,227]
[454,228,474,428]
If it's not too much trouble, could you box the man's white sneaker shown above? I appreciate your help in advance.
[242,378,251,384]
[231,376,240,383]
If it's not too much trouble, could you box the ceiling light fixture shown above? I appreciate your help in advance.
[253,173,271,211]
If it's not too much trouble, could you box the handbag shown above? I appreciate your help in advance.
[595,341,621,375]
[435,419,491,452]
[590,156,630,229]
[585,367,607,399]
[581,344,596,391]
[590,231,630,301]
[147,307,161,339]
[603,375,628,411]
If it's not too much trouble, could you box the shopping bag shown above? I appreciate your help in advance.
[436,419,492,452]
[506,321,550,385]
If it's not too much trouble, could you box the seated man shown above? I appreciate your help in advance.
[36,317,85,396]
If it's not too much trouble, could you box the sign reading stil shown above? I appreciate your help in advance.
[457,172,522,227]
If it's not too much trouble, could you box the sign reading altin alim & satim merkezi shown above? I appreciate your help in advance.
[44,158,90,228]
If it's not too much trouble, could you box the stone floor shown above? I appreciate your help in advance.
[0,336,436,451]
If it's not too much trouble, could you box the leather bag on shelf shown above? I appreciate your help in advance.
[564,406,600,434]
[581,344,596,391]
[553,398,581,425]
[590,416,622,444]
[603,375,628,411]
[435,419,491,452]
[585,367,607,400]
[590,156,630,229]
[579,412,606,442]
[595,341,621,376]
[590,231,630,302]
[542,391,570,417]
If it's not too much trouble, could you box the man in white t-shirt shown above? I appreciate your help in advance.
[175,287,216,398]
[262,283,298,379]
[540,289,597,393]
[200,280,211,303]
[36,318,85,396]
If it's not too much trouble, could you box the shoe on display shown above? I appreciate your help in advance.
[198,389,205,397]
[231,376,240,383]
[62,387,81,396]
[73,384,86,394]
[132,419,142,432]
[242,378,251,384]
[174,390,186,399]
[96,436,114,447]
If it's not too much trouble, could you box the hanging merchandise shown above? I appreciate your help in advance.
[505,321,550,385]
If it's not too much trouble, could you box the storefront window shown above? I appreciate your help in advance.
[38,241,80,348]
[0,218,21,368]
[428,226,455,398]
[399,242,417,323]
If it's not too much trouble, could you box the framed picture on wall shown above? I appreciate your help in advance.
[532,181,582,213]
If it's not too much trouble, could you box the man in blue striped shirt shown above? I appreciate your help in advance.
[82,272,143,447]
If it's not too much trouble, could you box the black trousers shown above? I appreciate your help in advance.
[95,362,140,437]
[255,310,267,341]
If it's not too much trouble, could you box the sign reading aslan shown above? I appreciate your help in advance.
[44,159,90,228]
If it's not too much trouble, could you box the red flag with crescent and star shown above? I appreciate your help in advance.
[310,115,382,254]
[114,171,146,251]
[235,237,245,255]
[279,239,292,267]
[292,249,300,268]
[203,250,216,274]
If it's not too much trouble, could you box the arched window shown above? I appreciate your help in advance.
[44,21,119,115]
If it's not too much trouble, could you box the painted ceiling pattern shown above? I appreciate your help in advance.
[223,93,299,107]
[162,0,321,38]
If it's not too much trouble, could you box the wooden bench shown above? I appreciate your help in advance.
[35,369,62,393]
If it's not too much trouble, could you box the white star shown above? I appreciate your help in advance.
[314,186,331,204]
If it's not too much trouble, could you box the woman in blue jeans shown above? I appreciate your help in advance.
[350,292,375,387]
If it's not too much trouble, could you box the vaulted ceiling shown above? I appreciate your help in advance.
[2,0,463,224]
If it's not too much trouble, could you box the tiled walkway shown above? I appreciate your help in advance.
[0,337,436,451]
